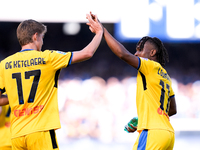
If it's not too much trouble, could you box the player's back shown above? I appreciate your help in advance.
[136,58,174,132]
[0,49,72,138]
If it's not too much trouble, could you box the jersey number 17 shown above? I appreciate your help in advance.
[12,70,41,105]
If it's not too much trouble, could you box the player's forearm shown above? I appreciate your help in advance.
[81,31,103,58]
[88,31,103,54]
[168,97,177,117]
[71,31,103,64]
[103,27,128,59]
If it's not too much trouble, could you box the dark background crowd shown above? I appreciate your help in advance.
[0,22,200,84]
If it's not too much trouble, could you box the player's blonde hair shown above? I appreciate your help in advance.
[17,19,47,46]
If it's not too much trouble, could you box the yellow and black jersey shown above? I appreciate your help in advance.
[0,105,11,147]
[136,57,175,133]
[0,49,72,138]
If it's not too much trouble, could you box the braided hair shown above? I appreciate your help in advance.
[136,36,169,67]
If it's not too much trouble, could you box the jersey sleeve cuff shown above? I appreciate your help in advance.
[68,52,73,66]
[137,57,141,70]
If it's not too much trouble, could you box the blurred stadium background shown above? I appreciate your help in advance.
[0,0,200,149]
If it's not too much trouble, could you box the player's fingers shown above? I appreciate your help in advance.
[86,13,89,19]
[86,14,92,22]
[127,127,136,132]
[89,26,95,33]
[130,124,137,130]
[86,21,95,32]
[90,12,96,20]
[86,14,90,20]
[93,14,98,22]
[86,13,94,23]
[86,22,91,26]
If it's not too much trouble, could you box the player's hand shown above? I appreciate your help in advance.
[90,12,100,23]
[86,12,103,34]
[89,12,104,30]
[127,124,137,133]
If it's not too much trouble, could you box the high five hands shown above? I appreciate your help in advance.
[86,12,103,34]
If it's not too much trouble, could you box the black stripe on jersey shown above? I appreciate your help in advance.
[49,129,58,149]
[6,106,11,117]
[54,69,61,88]
[139,71,147,90]
[0,87,6,93]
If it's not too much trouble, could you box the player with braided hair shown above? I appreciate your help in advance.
[136,36,169,67]
[87,12,177,150]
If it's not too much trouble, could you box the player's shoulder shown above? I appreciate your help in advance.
[42,49,68,55]
[41,49,52,54]
[38,50,55,58]
[139,57,157,66]
[0,52,18,64]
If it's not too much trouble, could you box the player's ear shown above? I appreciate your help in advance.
[32,33,38,41]
[150,49,157,57]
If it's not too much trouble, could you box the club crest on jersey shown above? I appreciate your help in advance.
[56,51,66,55]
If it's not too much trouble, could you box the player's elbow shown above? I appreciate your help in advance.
[71,50,96,64]
[120,52,132,62]
[117,52,125,59]
[172,109,177,116]
[80,52,94,62]
[121,53,128,59]
[84,52,94,60]
[168,97,177,117]
[169,108,177,117]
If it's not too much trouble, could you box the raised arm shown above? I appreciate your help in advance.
[86,12,139,68]
[70,13,103,64]
[102,25,139,69]
[103,27,140,68]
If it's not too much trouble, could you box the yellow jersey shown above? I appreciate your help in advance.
[0,105,11,147]
[136,57,175,133]
[0,49,72,139]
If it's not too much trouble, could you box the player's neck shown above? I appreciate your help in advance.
[149,55,158,63]
[21,43,39,51]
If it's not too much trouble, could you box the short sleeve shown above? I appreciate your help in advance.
[138,57,155,75]
[47,50,72,70]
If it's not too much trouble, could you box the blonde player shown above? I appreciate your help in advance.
[0,13,103,150]
[0,105,12,150]
[87,13,177,150]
